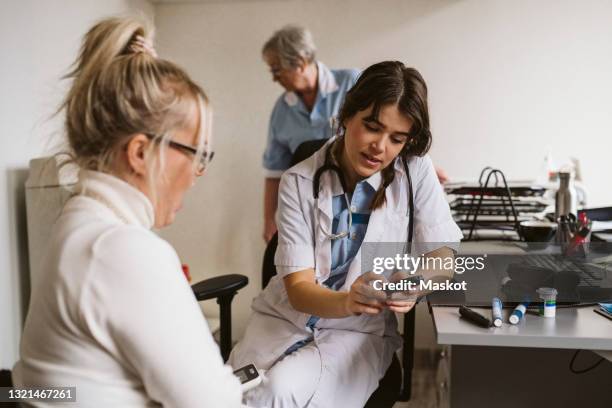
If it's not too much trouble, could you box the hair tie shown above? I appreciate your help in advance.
[128,35,157,58]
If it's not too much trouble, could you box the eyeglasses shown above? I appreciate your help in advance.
[269,66,283,76]
[145,134,214,174]
[268,63,295,77]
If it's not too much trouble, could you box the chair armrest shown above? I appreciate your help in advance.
[0,369,13,387]
[191,274,248,301]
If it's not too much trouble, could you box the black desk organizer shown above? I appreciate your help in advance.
[447,167,547,241]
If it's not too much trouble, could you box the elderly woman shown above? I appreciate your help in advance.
[12,17,242,407]
[261,25,360,242]
[261,26,449,243]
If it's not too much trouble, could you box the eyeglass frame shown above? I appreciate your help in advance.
[144,133,214,174]
[267,61,301,78]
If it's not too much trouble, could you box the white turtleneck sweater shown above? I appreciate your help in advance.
[13,171,242,407]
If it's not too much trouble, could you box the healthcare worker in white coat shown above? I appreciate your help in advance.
[229,61,462,407]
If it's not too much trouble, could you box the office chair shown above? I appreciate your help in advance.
[261,139,416,406]
[0,369,16,408]
[192,274,249,361]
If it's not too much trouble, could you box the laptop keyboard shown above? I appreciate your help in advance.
[523,255,604,286]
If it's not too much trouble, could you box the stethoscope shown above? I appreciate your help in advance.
[312,142,415,245]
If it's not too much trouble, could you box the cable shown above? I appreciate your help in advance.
[569,349,605,374]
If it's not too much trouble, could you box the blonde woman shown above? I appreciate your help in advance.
[12,17,242,407]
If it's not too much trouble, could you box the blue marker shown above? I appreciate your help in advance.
[492,298,503,327]
[509,301,530,325]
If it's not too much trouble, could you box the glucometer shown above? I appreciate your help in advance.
[367,273,433,301]
[233,364,262,392]
[384,275,428,301]
[384,275,423,297]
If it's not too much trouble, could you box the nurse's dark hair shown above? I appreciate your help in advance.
[336,61,432,210]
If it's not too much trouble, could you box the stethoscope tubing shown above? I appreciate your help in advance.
[312,144,414,246]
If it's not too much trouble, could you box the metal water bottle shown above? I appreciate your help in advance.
[555,171,576,220]
[555,215,573,246]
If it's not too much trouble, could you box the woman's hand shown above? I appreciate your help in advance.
[381,271,418,313]
[385,300,416,313]
[344,272,387,316]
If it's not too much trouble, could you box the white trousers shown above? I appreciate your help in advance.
[230,313,397,408]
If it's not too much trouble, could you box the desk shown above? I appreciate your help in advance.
[433,305,612,350]
[430,304,612,407]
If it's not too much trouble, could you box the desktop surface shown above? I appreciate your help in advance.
[432,305,612,350]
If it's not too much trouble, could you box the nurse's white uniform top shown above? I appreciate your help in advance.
[230,137,462,407]
[13,170,243,408]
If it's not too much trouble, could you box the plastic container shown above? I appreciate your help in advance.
[537,287,558,318]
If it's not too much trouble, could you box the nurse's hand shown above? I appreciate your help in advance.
[383,272,418,313]
[345,272,387,316]
[385,300,416,313]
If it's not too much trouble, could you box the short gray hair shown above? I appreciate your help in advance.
[262,25,316,68]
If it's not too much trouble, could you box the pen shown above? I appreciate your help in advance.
[492,298,503,327]
[510,301,530,324]
[459,305,492,328]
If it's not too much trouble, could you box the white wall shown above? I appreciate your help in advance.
[154,0,612,348]
[0,0,154,368]
[2,0,610,366]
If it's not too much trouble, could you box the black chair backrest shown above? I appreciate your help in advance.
[289,139,328,166]
[262,139,328,289]
[261,232,278,289]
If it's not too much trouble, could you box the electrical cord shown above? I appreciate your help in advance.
[569,350,605,374]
